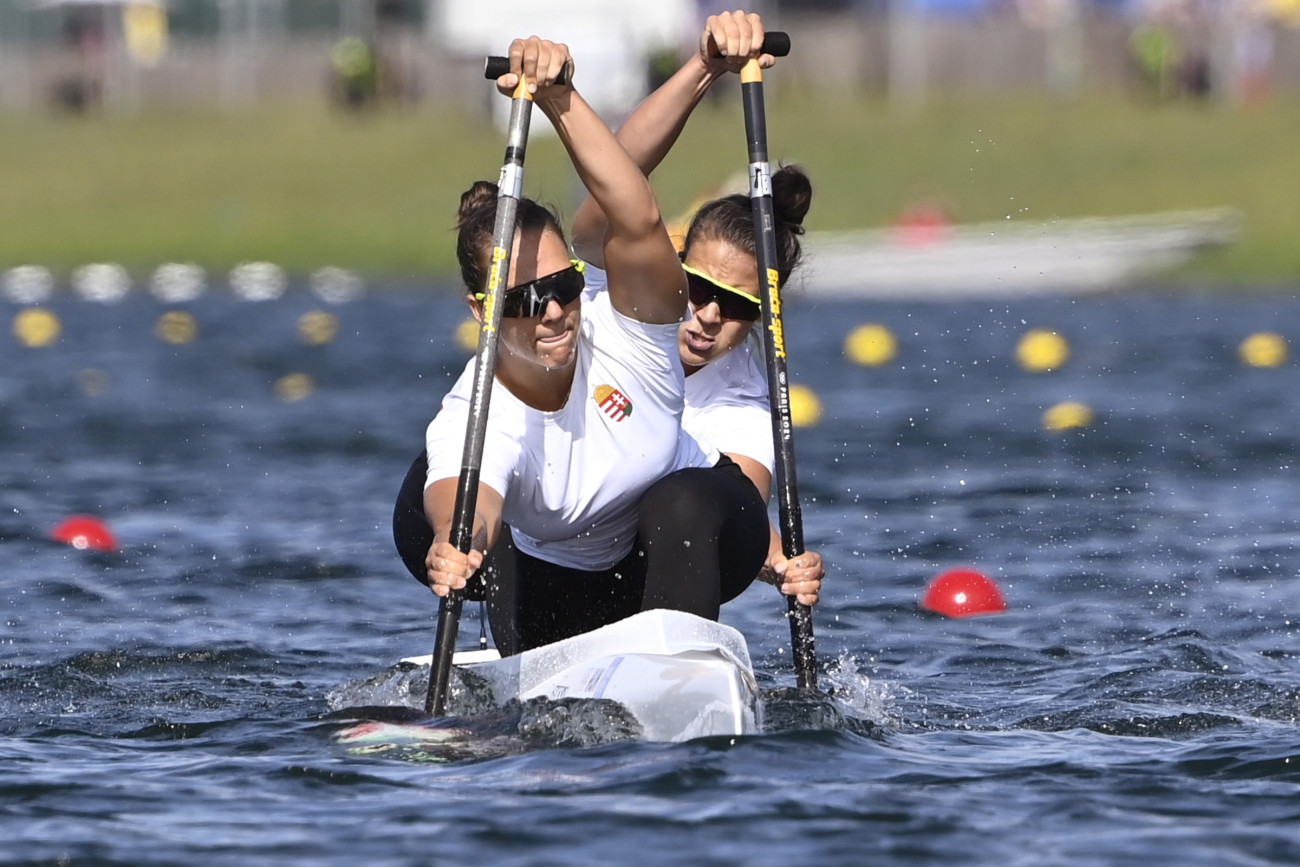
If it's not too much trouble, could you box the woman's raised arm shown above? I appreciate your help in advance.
[571,11,777,268]
[495,36,684,324]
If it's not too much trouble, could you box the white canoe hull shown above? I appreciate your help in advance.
[404,609,760,743]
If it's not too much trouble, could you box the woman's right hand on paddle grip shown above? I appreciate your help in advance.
[496,36,574,97]
[424,541,483,598]
[700,10,776,74]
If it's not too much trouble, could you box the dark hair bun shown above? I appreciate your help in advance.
[457,181,499,229]
[772,164,812,233]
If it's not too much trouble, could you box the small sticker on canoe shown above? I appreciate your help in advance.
[336,721,474,763]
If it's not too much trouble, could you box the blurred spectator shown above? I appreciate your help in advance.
[1230,0,1275,104]
[330,36,377,109]
[1128,17,1180,101]
[53,6,105,111]
[646,45,682,92]
[1127,0,1219,103]
[1179,49,1212,97]
[328,0,418,111]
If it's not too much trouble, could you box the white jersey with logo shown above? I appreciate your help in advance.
[682,333,774,477]
[584,265,774,478]
[426,290,718,571]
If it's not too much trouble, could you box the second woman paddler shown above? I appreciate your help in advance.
[571,10,826,608]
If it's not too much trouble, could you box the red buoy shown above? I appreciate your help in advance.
[921,568,1006,618]
[51,515,119,553]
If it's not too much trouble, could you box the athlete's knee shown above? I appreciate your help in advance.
[639,468,725,531]
[393,449,432,581]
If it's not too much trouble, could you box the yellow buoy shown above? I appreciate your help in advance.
[789,383,823,428]
[455,318,480,352]
[1238,332,1287,368]
[1016,328,1069,372]
[298,310,340,346]
[274,372,315,402]
[844,323,898,367]
[13,307,61,348]
[154,310,198,345]
[1043,401,1094,432]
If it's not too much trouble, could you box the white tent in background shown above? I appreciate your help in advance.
[428,0,696,126]
[215,0,275,108]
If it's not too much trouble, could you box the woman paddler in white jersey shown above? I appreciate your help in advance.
[570,11,827,608]
[392,36,772,655]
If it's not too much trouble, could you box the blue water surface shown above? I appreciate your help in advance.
[3,283,1299,866]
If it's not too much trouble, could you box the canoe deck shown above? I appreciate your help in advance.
[404,609,761,743]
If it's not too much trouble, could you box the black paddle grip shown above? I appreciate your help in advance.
[483,56,571,85]
[759,31,791,58]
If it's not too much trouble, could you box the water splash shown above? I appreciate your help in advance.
[759,653,893,737]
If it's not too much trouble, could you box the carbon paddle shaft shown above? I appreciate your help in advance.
[426,71,534,716]
[740,53,818,691]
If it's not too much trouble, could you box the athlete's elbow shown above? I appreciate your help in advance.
[614,206,665,243]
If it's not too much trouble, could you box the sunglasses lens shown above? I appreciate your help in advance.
[722,294,761,321]
[499,292,526,318]
[686,270,760,321]
[686,272,713,308]
[547,268,585,307]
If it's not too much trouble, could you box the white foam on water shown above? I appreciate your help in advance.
[229,262,287,302]
[3,266,55,304]
[72,264,131,304]
[150,263,208,303]
[310,266,364,305]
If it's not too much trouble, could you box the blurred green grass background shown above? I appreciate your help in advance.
[2,91,1297,283]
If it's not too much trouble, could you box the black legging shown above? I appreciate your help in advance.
[392,450,768,655]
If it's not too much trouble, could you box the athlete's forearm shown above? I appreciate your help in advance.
[424,478,503,558]
[623,55,720,177]
[572,55,720,266]
[537,88,664,248]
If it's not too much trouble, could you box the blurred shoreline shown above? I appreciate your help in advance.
[2,3,1299,290]
[3,7,1299,112]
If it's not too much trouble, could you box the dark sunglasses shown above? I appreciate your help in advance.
[682,264,762,322]
[476,260,586,318]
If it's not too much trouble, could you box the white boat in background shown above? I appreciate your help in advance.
[800,208,1242,299]
[401,609,761,743]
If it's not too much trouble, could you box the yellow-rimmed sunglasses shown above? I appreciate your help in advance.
[682,264,762,322]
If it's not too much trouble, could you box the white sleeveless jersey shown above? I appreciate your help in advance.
[682,333,774,478]
[426,290,718,571]
[585,265,774,478]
